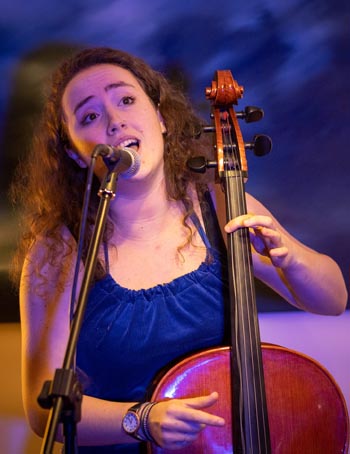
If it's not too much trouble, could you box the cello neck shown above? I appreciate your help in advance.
[225,171,271,453]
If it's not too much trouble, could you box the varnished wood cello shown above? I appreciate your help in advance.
[148,70,349,453]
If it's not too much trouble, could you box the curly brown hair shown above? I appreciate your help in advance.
[10,47,212,286]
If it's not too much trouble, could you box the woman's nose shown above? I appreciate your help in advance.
[107,114,126,136]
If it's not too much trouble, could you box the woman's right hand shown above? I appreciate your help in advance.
[148,392,225,450]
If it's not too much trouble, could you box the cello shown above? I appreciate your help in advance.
[148,70,349,453]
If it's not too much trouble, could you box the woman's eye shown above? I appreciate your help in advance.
[120,96,135,106]
[82,112,99,125]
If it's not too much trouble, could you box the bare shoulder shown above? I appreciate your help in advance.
[24,224,76,262]
[20,224,78,304]
[22,224,76,269]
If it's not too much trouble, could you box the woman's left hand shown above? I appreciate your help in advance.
[224,214,292,269]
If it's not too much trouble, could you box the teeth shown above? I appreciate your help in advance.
[118,139,139,149]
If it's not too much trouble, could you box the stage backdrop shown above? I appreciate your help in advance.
[1,0,349,319]
[0,2,349,453]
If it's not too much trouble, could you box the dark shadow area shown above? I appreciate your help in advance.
[0,43,82,322]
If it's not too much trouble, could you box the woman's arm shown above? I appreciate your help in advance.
[20,231,136,445]
[211,185,348,315]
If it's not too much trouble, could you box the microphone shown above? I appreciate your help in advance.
[93,144,141,178]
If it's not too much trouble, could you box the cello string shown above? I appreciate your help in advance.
[231,112,269,452]
[221,111,249,452]
[229,108,270,451]
[219,111,246,451]
[223,107,269,451]
[230,114,255,450]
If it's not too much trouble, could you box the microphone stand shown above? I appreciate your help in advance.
[38,168,119,453]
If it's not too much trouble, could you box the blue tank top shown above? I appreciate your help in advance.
[76,191,229,453]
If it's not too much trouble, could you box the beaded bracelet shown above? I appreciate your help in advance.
[140,402,159,444]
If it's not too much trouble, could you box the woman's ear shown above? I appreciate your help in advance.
[157,110,167,134]
[65,148,88,168]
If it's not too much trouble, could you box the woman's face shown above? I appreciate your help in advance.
[61,64,166,180]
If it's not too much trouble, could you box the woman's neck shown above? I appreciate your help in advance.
[108,175,183,243]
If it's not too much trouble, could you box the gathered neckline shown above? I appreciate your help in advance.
[97,249,224,296]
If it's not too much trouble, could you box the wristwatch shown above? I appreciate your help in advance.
[121,403,147,441]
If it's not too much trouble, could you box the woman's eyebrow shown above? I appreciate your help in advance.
[73,82,135,114]
[105,81,134,92]
[74,95,93,114]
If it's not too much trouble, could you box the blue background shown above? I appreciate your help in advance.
[1,0,349,319]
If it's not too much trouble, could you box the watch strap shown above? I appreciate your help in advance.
[122,401,158,443]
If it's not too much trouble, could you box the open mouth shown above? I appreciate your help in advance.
[117,138,140,152]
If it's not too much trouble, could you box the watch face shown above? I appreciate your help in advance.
[122,411,140,434]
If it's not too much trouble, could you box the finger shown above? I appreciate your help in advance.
[224,214,275,233]
[150,393,225,445]
[185,391,219,409]
[269,247,289,267]
[250,230,286,256]
[224,214,253,233]
[269,246,289,257]
[178,409,225,428]
[242,215,274,229]
[254,226,281,241]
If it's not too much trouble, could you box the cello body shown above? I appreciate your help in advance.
[148,344,349,454]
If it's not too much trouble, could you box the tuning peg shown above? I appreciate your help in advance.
[186,156,217,173]
[236,106,264,123]
[245,134,272,156]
